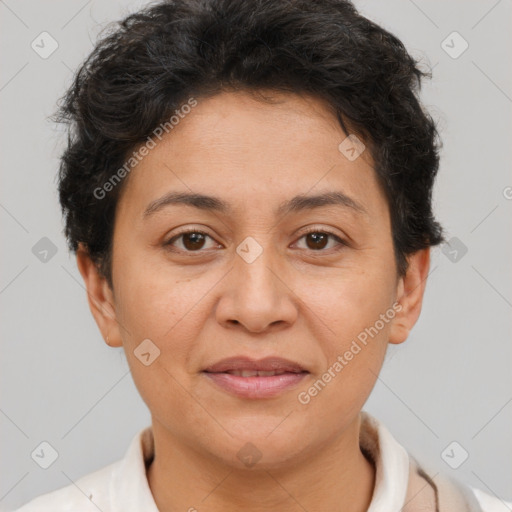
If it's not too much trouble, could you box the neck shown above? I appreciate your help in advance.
[146,415,376,512]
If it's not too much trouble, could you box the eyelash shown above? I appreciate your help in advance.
[163,226,348,255]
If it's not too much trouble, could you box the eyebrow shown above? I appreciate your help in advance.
[142,190,367,219]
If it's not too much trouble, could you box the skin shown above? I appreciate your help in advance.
[77,89,431,512]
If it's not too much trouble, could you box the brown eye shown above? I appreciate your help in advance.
[165,230,218,252]
[295,229,347,252]
[305,232,329,250]
[181,232,206,250]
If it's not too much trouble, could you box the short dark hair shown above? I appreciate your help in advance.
[55,0,444,288]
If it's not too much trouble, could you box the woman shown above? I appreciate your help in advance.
[16,0,511,510]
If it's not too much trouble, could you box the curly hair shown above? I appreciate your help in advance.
[55,0,444,288]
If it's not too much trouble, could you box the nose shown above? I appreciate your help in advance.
[215,240,298,334]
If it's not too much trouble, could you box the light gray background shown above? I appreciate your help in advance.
[1,0,511,510]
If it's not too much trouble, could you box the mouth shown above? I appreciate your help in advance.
[202,356,309,399]
[216,369,303,377]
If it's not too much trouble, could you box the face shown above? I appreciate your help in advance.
[78,90,429,469]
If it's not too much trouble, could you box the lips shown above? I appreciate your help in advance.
[203,356,307,374]
[223,370,292,377]
[202,356,309,399]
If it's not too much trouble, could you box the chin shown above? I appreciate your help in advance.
[217,429,308,469]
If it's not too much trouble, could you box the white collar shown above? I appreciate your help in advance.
[108,410,409,511]
[109,425,159,512]
[359,411,410,511]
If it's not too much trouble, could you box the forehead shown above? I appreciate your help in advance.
[116,90,387,222]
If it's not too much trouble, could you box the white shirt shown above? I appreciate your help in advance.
[15,411,511,511]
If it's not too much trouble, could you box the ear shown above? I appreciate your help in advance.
[76,243,123,348]
[389,248,431,345]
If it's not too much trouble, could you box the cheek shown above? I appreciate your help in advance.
[113,247,194,338]
[298,290,391,423]
[113,254,219,379]
[112,265,206,421]
[300,254,396,396]
[303,258,397,339]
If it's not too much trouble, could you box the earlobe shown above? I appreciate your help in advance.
[76,243,123,348]
[388,248,431,345]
